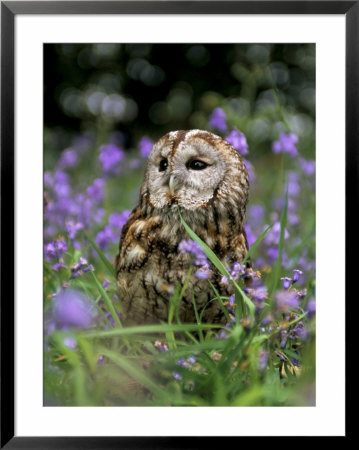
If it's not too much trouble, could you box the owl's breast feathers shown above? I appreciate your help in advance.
[115,203,249,324]
[116,201,249,276]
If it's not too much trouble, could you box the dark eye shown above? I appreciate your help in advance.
[159,159,168,172]
[186,159,209,171]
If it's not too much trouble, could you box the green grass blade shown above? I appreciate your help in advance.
[270,189,288,297]
[89,271,122,328]
[192,292,204,343]
[99,348,167,401]
[79,323,225,339]
[178,209,229,276]
[83,230,116,278]
[167,283,181,350]
[242,224,273,265]
[208,281,231,323]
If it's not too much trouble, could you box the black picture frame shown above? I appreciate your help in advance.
[1,1,354,447]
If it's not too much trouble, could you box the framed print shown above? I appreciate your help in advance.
[1,1,354,446]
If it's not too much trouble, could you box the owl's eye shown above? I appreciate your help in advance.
[159,159,168,172]
[186,159,209,171]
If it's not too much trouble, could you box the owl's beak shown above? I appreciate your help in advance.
[169,175,177,195]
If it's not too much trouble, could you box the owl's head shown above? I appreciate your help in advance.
[141,129,249,216]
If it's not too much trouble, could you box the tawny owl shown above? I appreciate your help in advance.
[115,129,250,325]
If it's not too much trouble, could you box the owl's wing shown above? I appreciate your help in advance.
[118,206,142,249]
[115,205,146,273]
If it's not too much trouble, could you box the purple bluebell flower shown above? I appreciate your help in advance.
[44,172,53,188]
[108,210,130,234]
[172,372,182,380]
[53,170,71,198]
[58,148,78,169]
[102,279,110,289]
[178,239,210,278]
[99,144,124,175]
[46,319,56,336]
[176,359,187,367]
[87,178,105,203]
[299,158,316,176]
[289,322,308,341]
[63,336,77,350]
[187,357,196,365]
[45,242,57,260]
[54,169,69,186]
[154,341,169,352]
[71,272,81,279]
[306,298,316,318]
[248,204,264,226]
[225,129,248,155]
[52,262,64,271]
[292,269,303,284]
[297,288,308,298]
[244,224,256,247]
[105,311,121,328]
[287,171,300,197]
[53,289,97,329]
[280,277,292,290]
[280,330,288,348]
[73,240,82,251]
[195,267,211,279]
[266,247,287,266]
[250,285,268,302]
[139,136,153,158]
[95,225,115,251]
[55,238,68,255]
[97,355,104,365]
[178,239,200,254]
[93,208,105,225]
[209,107,227,131]
[255,257,265,268]
[272,132,298,157]
[258,350,269,370]
[264,222,289,246]
[245,283,267,313]
[261,314,273,327]
[82,264,94,273]
[291,353,300,367]
[71,257,89,277]
[275,290,300,312]
[297,255,315,271]
[266,246,279,262]
[243,159,255,183]
[105,312,116,328]
[66,221,84,240]
[229,262,246,281]
[219,330,229,340]
[287,211,299,227]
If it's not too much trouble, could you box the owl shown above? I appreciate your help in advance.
[115,129,250,325]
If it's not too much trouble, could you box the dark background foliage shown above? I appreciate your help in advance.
[44,43,315,153]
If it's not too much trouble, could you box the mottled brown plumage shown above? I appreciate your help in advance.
[116,130,250,325]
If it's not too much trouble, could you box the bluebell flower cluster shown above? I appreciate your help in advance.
[272,132,298,157]
[178,239,211,279]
